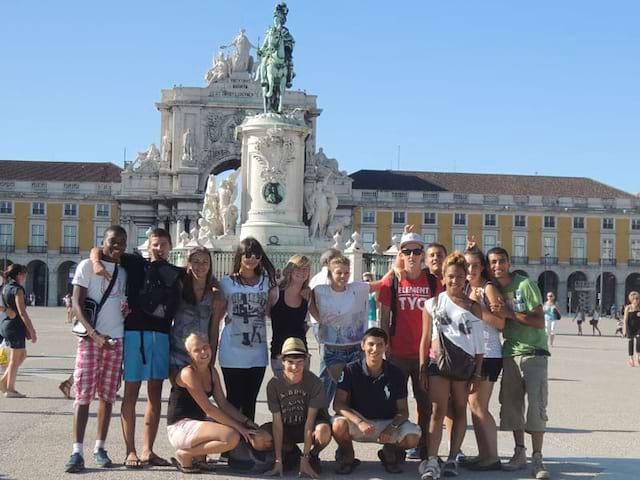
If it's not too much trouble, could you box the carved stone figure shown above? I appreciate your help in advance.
[252,127,296,184]
[222,204,238,236]
[182,128,194,165]
[256,2,295,113]
[220,29,256,74]
[161,135,172,166]
[178,230,190,247]
[308,181,329,238]
[218,169,241,235]
[205,50,230,85]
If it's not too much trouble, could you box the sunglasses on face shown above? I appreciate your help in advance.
[243,251,262,260]
[401,248,424,256]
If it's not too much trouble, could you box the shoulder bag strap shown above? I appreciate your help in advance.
[96,265,119,313]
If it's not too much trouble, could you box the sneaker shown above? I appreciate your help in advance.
[532,452,550,479]
[93,448,113,468]
[442,460,458,477]
[419,457,441,480]
[502,445,527,471]
[406,447,422,460]
[4,390,26,398]
[64,452,85,473]
[454,451,465,463]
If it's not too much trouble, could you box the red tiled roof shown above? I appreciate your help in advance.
[350,169,634,199]
[0,160,122,183]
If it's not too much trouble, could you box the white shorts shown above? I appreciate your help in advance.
[331,416,421,444]
[167,418,206,450]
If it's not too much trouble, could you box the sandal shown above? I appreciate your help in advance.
[142,454,172,467]
[171,457,201,474]
[58,379,73,399]
[335,458,361,475]
[124,454,143,469]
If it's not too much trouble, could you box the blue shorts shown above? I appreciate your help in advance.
[123,331,169,382]
[323,344,362,370]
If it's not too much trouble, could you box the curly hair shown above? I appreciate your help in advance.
[443,251,468,273]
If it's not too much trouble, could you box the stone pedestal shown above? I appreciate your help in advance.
[236,113,310,247]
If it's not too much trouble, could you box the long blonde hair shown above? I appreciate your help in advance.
[279,255,311,290]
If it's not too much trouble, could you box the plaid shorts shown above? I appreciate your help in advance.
[73,337,123,407]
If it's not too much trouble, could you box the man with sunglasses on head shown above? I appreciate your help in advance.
[378,230,444,461]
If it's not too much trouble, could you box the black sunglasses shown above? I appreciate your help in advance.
[401,248,424,256]
[243,251,262,260]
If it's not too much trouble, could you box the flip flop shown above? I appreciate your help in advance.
[142,454,172,467]
[171,457,201,474]
[124,455,143,469]
[335,458,360,475]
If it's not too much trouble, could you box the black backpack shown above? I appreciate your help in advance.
[389,269,439,337]
[137,260,182,320]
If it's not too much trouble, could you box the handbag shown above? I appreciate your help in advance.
[434,293,477,381]
[71,266,119,337]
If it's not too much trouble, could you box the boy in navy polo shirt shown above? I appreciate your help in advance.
[331,328,420,474]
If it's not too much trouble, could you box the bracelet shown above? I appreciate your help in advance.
[302,453,311,459]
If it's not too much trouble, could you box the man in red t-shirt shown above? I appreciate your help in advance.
[379,232,444,460]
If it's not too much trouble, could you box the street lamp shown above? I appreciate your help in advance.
[44,240,49,307]
[543,253,550,298]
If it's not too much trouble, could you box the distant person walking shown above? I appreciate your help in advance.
[624,292,640,367]
[0,264,37,398]
[573,307,585,336]
[543,293,561,347]
[590,310,602,336]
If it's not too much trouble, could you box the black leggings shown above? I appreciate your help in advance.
[629,335,640,356]
[221,366,266,421]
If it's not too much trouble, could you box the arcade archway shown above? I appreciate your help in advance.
[57,261,77,305]
[26,260,48,306]
[538,271,559,298]
[567,271,588,313]
[595,272,616,313]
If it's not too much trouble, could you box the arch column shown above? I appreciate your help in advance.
[47,267,58,306]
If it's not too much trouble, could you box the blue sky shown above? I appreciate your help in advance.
[1,1,638,194]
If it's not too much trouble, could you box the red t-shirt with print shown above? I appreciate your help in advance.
[378,270,444,358]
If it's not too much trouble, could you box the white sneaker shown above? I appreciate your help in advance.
[502,445,527,471]
[532,452,550,479]
[419,457,441,480]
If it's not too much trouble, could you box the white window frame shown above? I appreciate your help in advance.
[512,234,527,258]
[601,237,615,259]
[31,201,46,216]
[514,215,527,228]
[0,201,13,215]
[361,230,375,249]
[573,216,585,230]
[136,226,150,248]
[543,215,556,229]
[543,235,556,257]
[63,202,78,217]
[483,233,497,253]
[602,217,614,231]
[0,223,14,247]
[631,238,640,261]
[631,219,640,231]
[392,211,406,225]
[423,212,437,225]
[454,212,466,226]
[30,221,46,247]
[62,223,78,248]
[362,209,376,224]
[423,231,437,245]
[94,223,111,247]
[484,213,496,227]
[572,235,586,259]
[453,233,467,253]
[96,203,111,218]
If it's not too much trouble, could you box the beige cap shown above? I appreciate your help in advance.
[279,337,309,357]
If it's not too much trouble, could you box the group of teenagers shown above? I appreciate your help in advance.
[0,223,553,479]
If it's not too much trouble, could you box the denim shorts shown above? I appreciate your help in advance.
[323,344,362,370]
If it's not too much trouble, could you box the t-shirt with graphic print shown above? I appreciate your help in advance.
[337,358,407,421]
[313,282,370,346]
[218,275,270,368]
[72,258,127,339]
[378,271,444,358]
[267,371,326,427]
[500,274,548,357]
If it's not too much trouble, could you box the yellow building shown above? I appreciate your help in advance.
[350,169,640,313]
[0,160,121,305]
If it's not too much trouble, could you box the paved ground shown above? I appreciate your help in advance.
[1,308,639,479]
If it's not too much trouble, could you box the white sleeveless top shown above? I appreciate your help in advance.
[427,292,485,357]
[466,284,502,359]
